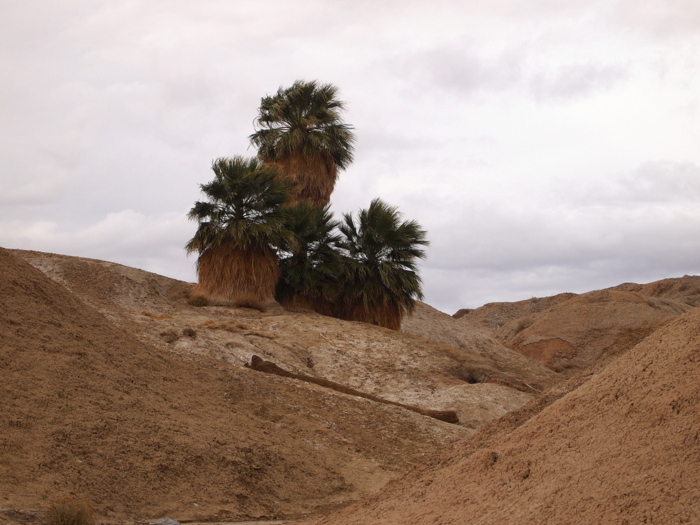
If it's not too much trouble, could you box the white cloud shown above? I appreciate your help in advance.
[0,210,197,282]
[530,63,629,100]
[559,161,700,205]
[1,0,699,314]
[421,167,700,312]
[611,0,700,39]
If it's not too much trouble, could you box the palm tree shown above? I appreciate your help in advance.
[186,156,291,305]
[250,80,356,207]
[275,202,341,312]
[334,199,429,330]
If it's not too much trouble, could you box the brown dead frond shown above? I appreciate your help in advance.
[334,301,403,331]
[269,151,337,207]
[279,294,338,318]
[193,241,280,306]
[232,293,268,312]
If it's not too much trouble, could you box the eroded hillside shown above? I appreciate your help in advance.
[0,248,463,522]
[457,280,697,375]
[13,249,556,431]
[302,304,700,524]
[2,248,555,522]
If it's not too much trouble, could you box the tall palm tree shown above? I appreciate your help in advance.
[335,198,429,330]
[275,202,342,312]
[250,80,356,207]
[186,156,291,305]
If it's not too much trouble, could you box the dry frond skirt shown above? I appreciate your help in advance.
[270,152,337,207]
[193,242,279,305]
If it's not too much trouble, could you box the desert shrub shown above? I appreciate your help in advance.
[232,293,268,312]
[187,294,209,307]
[514,316,534,335]
[182,327,197,338]
[46,496,94,525]
[160,329,179,343]
[167,282,195,302]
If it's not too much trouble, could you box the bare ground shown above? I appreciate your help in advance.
[5,248,697,523]
[1,249,552,522]
[459,282,697,376]
[0,247,462,522]
[300,304,700,524]
[13,249,556,430]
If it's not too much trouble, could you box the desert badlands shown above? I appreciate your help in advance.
[2,247,699,524]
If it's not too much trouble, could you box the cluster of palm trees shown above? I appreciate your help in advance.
[186,80,428,330]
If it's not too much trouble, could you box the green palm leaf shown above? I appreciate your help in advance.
[185,156,293,306]
[250,80,356,206]
[186,156,292,254]
[335,198,429,329]
[276,202,342,308]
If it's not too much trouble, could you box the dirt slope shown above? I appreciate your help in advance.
[401,302,557,392]
[0,247,467,521]
[302,304,700,525]
[13,250,553,431]
[456,279,697,376]
[612,275,700,306]
[454,293,577,330]
[498,289,690,375]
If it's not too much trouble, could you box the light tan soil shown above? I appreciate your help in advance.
[457,278,699,377]
[0,248,463,522]
[612,275,700,306]
[454,292,578,330]
[1,248,550,522]
[301,304,700,524]
[13,249,554,430]
[497,289,690,375]
[8,247,695,524]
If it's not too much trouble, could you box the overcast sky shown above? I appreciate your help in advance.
[2,1,699,314]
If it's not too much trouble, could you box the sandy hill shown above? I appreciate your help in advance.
[457,278,697,375]
[453,292,577,330]
[7,247,695,523]
[0,247,463,522]
[13,250,556,430]
[611,275,700,305]
[401,302,555,393]
[301,303,700,524]
[1,248,555,522]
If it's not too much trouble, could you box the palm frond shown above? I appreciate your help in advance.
[186,156,292,255]
[250,80,356,206]
[276,202,342,306]
[333,198,429,328]
[185,155,292,304]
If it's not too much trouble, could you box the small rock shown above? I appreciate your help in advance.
[150,518,180,525]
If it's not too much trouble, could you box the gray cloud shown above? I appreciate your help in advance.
[420,169,700,312]
[530,63,629,100]
[611,0,700,39]
[559,161,700,205]
[1,1,699,316]
[396,43,628,102]
[0,209,196,281]
[411,48,524,94]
